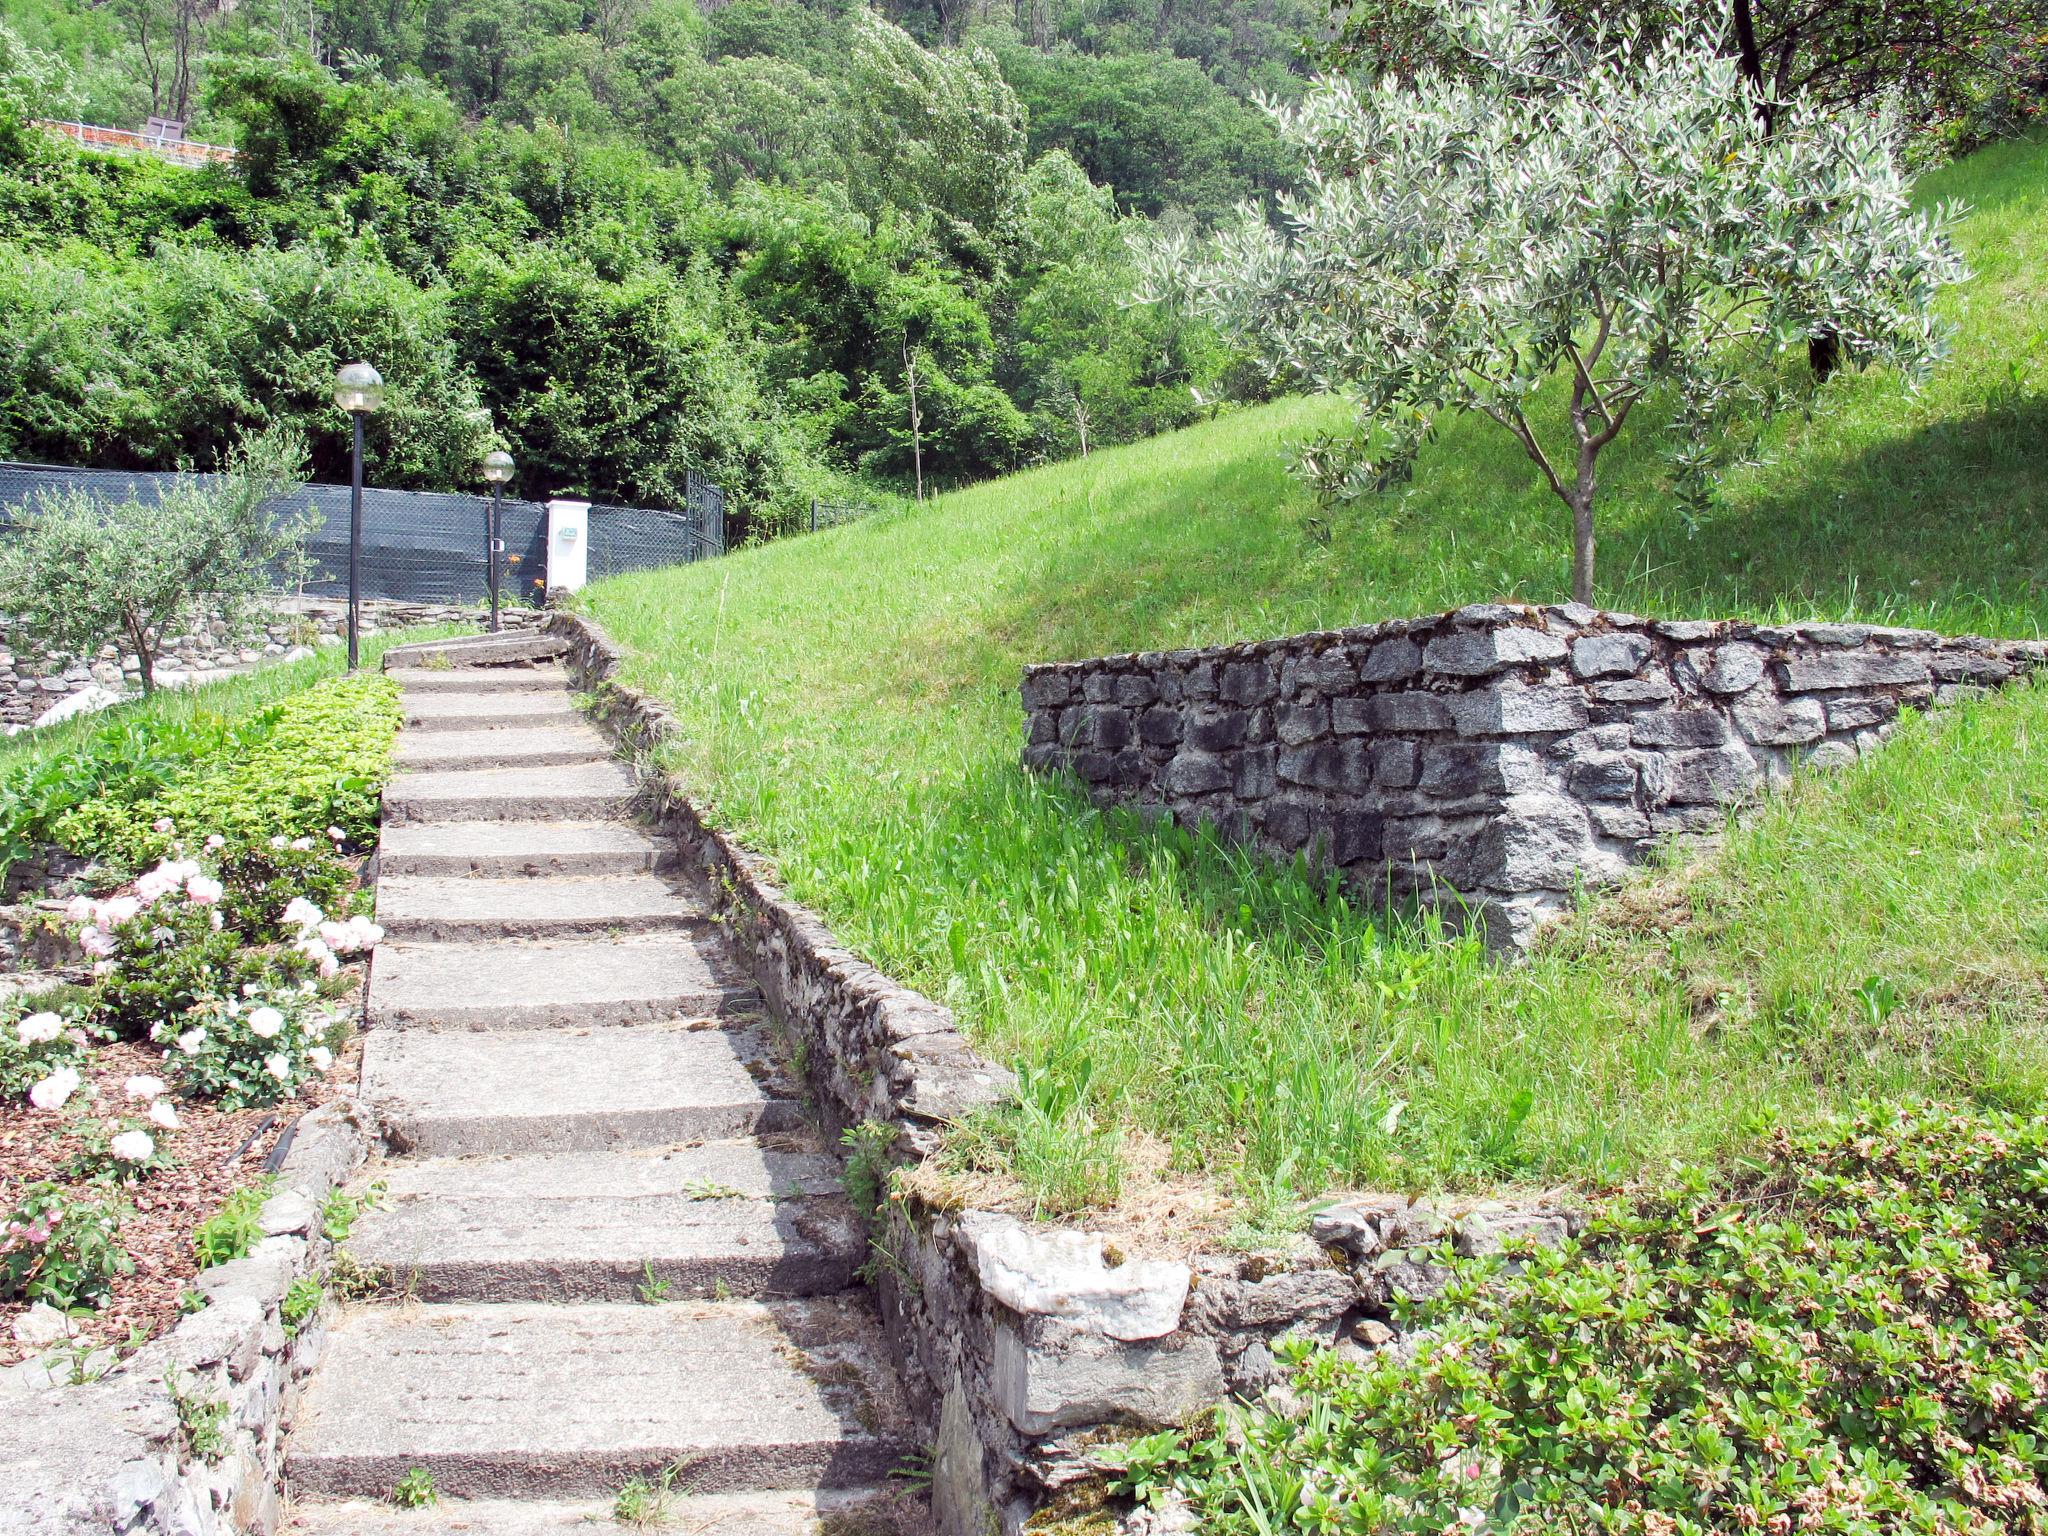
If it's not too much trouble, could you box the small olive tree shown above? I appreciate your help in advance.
[0,429,311,694]
[1141,0,1967,603]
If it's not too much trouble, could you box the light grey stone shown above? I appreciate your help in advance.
[1779,651,1930,691]
[1734,693,1827,747]
[1569,634,1651,679]
[992,1320,1225,1435]
[1163,751,1231,795]
[969,1216,1191,1342]
[1700,643,1767,694]
[1450,684,1589,736]
[1423,627,1568,676]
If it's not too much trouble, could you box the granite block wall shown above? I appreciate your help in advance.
[1022,604,2047,947]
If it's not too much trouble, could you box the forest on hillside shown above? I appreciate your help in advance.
[0,0,1315,536]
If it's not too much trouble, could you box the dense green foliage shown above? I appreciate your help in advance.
[0,1,1305,536]
[584,132,2048,1214]
[1131,1102,2048,1534]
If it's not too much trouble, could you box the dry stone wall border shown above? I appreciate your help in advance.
[549,611,1584,1536]
[1020,604,2048,947]
[0,1099,369,1536]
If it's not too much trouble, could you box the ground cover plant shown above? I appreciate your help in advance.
[0,638,410,1362]
[582,129,2048,1221]
[1121,1100,2048,1533]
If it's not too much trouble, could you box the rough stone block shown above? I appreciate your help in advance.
[1027,712,1056,746]
[1416,742,1543,799]
[1699,643,1767,694]
[1423,627,1568,677]
[1259,798,1316,852]
[1586,802,1651,841]
[1278,742,1368,794]
[1137,707,1183,747]
[1333,811,1384,865]
[1659,747,1761,805]
[1591,676,1675,705]
[1629,709,1729,748]
[1568,752,1639,801]
[1235,745,1276,800]
[1570,633,1651,679]
[1114,675,1158,708]
[1082,674,1118,703]
[1449,794,1597,893]
[1296,650,1360,693]
[1365,692,1454,732]
[1825,694,1900,731]
[1164,751,1231,795]
[1651,620,1722,642]
[1373,740,1419,788]
[1360,637,1423,684]
[992,1321,1225,1436]
[1021,672,1071,710]
[1734,693,1826,747]
[1219,660,1278,706]
[1276,701,1330,745]
[1929,653,2014,684]
[1089,707,1133,752]
[1187,710,1249,753]
[1450,684,1588,736]
[1779,651,1930,691]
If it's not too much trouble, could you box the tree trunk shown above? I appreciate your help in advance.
[904,344,925,503]
[1569,494,1597,607]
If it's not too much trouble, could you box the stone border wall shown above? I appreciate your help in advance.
[1022,604,2047,947]
[0,1100,369,1535]
[3,597,542,729]
[549,610,1583,1536]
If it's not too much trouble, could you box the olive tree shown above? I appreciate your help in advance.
[1143,0,1966,604]
[0,428,311,694]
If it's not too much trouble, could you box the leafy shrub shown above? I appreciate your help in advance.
[1139,1102,2048,1534]
[170,982,339,1109]
[192,1180,275,1269]
[280,1275,323,1337]
[76,880,292,1040]
[55,673,402,873]
[0,1182,133,1309]
[0,1004,89,1100]
[60,1115,180,1185]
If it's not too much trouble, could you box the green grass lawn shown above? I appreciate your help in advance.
[585,132,2048,1224]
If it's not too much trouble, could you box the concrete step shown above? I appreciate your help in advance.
[379,820,670,879]
[345,1141,859,1302]
[383,631,568,670]
[394,725,611,772]
[367,932,755,1029]
[376,874,711,942]
[388,666,570,695]
[363,1021,800,1155]
[287,1488,917,1535]
[384,761,639,824]
[285,1297,914,1500]
[402,691,585,733]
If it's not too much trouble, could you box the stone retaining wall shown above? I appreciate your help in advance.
[2,597,542,728]
[1022,605,2048,946]
[550,610,1583,1536]
[0,1100,368,1535]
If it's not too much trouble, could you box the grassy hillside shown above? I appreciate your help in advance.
[586,132,2048,1224]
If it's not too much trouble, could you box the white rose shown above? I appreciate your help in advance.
[205,834,225,850]
[307,1046,333,1072]
[247,1007,285,1039]
[111,1130,155,1162]
[263,1053,291,1082]
[184,875,225,906]
[177,1028,207,1055]
[16,1012,64,1045]
[123,1074,166,1100]
[27,1066,80,1111]
[148,1098,180,1130]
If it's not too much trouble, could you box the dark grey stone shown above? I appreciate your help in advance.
[1417,743,1542,799]
[1279,743,1367,794]
[1591,676,1676,705]
[1235,745,1277,800]
[1373,740,1419,788]
[1824,695,1900,731]
[1164,752,1232,795]
[1276,701,1330,745]
[1089,707,1133,752]
[1569,634,1651,680]
[1449,794,1595,892]
[1187,710,1249,753]
[1082,673,1118,703]
[1659,747,1761,805]
[1733,693,1826,746]
[1568,753,1639,801]
[1699,643,1766,694]
[1020,673,1071,710]
[1296,651,1361,693]
[1366,692,1454,732]
[1219,661,1278,706]
[1333,811,1384,866]
[1450,685,1588,736]
[1115,675,1159,708]
[1360,638,1423,684]
[1138,707,1183,747]
[1423,627,1568,677]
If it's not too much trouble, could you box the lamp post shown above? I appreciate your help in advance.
[331,361,385,669]
[481,449,515,634]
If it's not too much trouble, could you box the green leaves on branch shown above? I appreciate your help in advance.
[1143,0,1967,602]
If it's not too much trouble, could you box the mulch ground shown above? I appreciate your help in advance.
[0,1022,359,1367]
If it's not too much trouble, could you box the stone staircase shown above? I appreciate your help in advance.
[285,634,920,1534]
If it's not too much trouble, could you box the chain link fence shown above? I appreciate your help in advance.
[807,495,881,532]
[0,461,726,604]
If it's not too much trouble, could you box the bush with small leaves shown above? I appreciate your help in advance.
[1136,1101,2048,1534]
[192,1180,274,1270]
[0,1182,133,1310]
[169,981,339,1109]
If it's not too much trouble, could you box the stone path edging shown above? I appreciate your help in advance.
[547,610,1587,1536]
[0,1101,369,1535]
